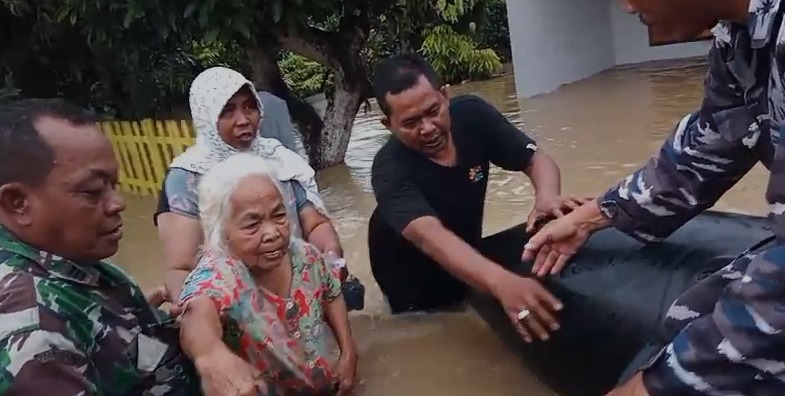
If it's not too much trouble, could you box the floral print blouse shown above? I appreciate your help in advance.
[179,238,342,395]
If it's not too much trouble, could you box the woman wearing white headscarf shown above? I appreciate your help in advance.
[155,67,346,299]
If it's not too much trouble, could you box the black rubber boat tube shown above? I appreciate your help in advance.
[470,210,775,396]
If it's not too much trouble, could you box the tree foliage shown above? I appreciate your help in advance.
[1,0,511,167]
[420,25,502,84]
[474,0,511,62]
[278,53,330,99]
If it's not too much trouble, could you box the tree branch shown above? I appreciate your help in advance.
[278,23,334,67]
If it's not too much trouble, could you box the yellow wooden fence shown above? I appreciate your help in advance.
[99,120,196,197]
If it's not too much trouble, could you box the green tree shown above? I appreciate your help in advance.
[474,0,510,62]
[420,25,502,84]
[2,0,498,169]
[0,0,235,118]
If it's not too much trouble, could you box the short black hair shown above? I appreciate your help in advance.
[0,98,99,187]
[372,53,444,116]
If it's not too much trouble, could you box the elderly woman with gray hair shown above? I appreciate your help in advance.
[177,153,358,396]
[155,66,356,305]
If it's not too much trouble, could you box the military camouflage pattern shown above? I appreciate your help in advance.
[0,226,199,395]
[598,0,785,394]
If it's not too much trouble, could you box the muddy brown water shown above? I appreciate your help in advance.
[112,57,769,395]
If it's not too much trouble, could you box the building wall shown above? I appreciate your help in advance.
[507,0,713,98]
[609,4,711,65]
[506,0,615,98]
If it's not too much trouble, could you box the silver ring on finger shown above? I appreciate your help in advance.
[516,308,531,321]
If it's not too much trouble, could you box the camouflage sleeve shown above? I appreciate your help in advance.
[0,329,95,395]
[641,245,785,395]
[0,272,96,395]
[598,42,761,242]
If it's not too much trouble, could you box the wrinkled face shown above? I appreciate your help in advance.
[224,174,290,271]
[0,117,126,263]
[382,75,452,157]
[217,87,261,150]
[622,0,720,41]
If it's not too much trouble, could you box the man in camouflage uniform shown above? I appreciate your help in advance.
[522,0,785,395]
[0,99,199,395]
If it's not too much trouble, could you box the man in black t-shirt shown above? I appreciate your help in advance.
[368,53,586,343]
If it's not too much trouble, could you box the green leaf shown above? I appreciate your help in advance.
[204,28,219,43]
[272,1,283,23]
[183,3,198,18]
[123,11,134,28]
[235,22,251,40]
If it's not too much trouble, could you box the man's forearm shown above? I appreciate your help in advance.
[404,218,509,294]
[572,199,612,233]
[180,297,226,361]
[524,152,561,200]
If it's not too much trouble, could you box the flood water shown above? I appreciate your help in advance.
[112,57,769,395]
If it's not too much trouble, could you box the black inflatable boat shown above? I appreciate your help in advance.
[470,210,775,396]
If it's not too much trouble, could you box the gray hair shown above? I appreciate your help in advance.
[198,153,287,255]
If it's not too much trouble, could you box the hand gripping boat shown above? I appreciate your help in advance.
[469,210,775,396]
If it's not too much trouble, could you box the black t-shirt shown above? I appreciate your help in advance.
[369,94,539,261]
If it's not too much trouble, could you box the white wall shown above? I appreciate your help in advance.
[609,4,711,65]
[507,0,615,98]
[507,0,713,98]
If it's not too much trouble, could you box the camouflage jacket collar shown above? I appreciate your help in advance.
[724,0,780,49]
[714,0,781,48]
[0,225,106,287]
[746,0,780,48]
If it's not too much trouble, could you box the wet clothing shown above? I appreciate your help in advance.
[257,90,307,159]
[0,227,199,395]
[369,94,538,313]
[179,238,342,395]
[599,1,785,394]
[157,167,310,238]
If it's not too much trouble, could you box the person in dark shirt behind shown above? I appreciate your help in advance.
[367,53,587,343]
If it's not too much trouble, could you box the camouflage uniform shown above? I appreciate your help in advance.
[599,0,785,394]
[0,227,200,395]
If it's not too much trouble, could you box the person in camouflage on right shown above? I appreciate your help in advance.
[522,0,785,395]
[0,99,199,395]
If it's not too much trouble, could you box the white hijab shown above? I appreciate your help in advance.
[169,66,328,216]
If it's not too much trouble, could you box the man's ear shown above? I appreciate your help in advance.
[440,84,450,98]
[0,183,32,226]
[380,116,391,129]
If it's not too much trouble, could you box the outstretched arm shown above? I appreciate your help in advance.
[598,44,761,243]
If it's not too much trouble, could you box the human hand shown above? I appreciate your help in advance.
[195,347,267,396]
[526,195,593,234]
[605,372,650,396]
[145,286,170,308]
[522,214,592,277]
[491,272,563,343]
[145,286,183,316]
[333,346,359,395]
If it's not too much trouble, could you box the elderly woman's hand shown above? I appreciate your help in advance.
[333,345,358,395]
[196,346,268,396]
